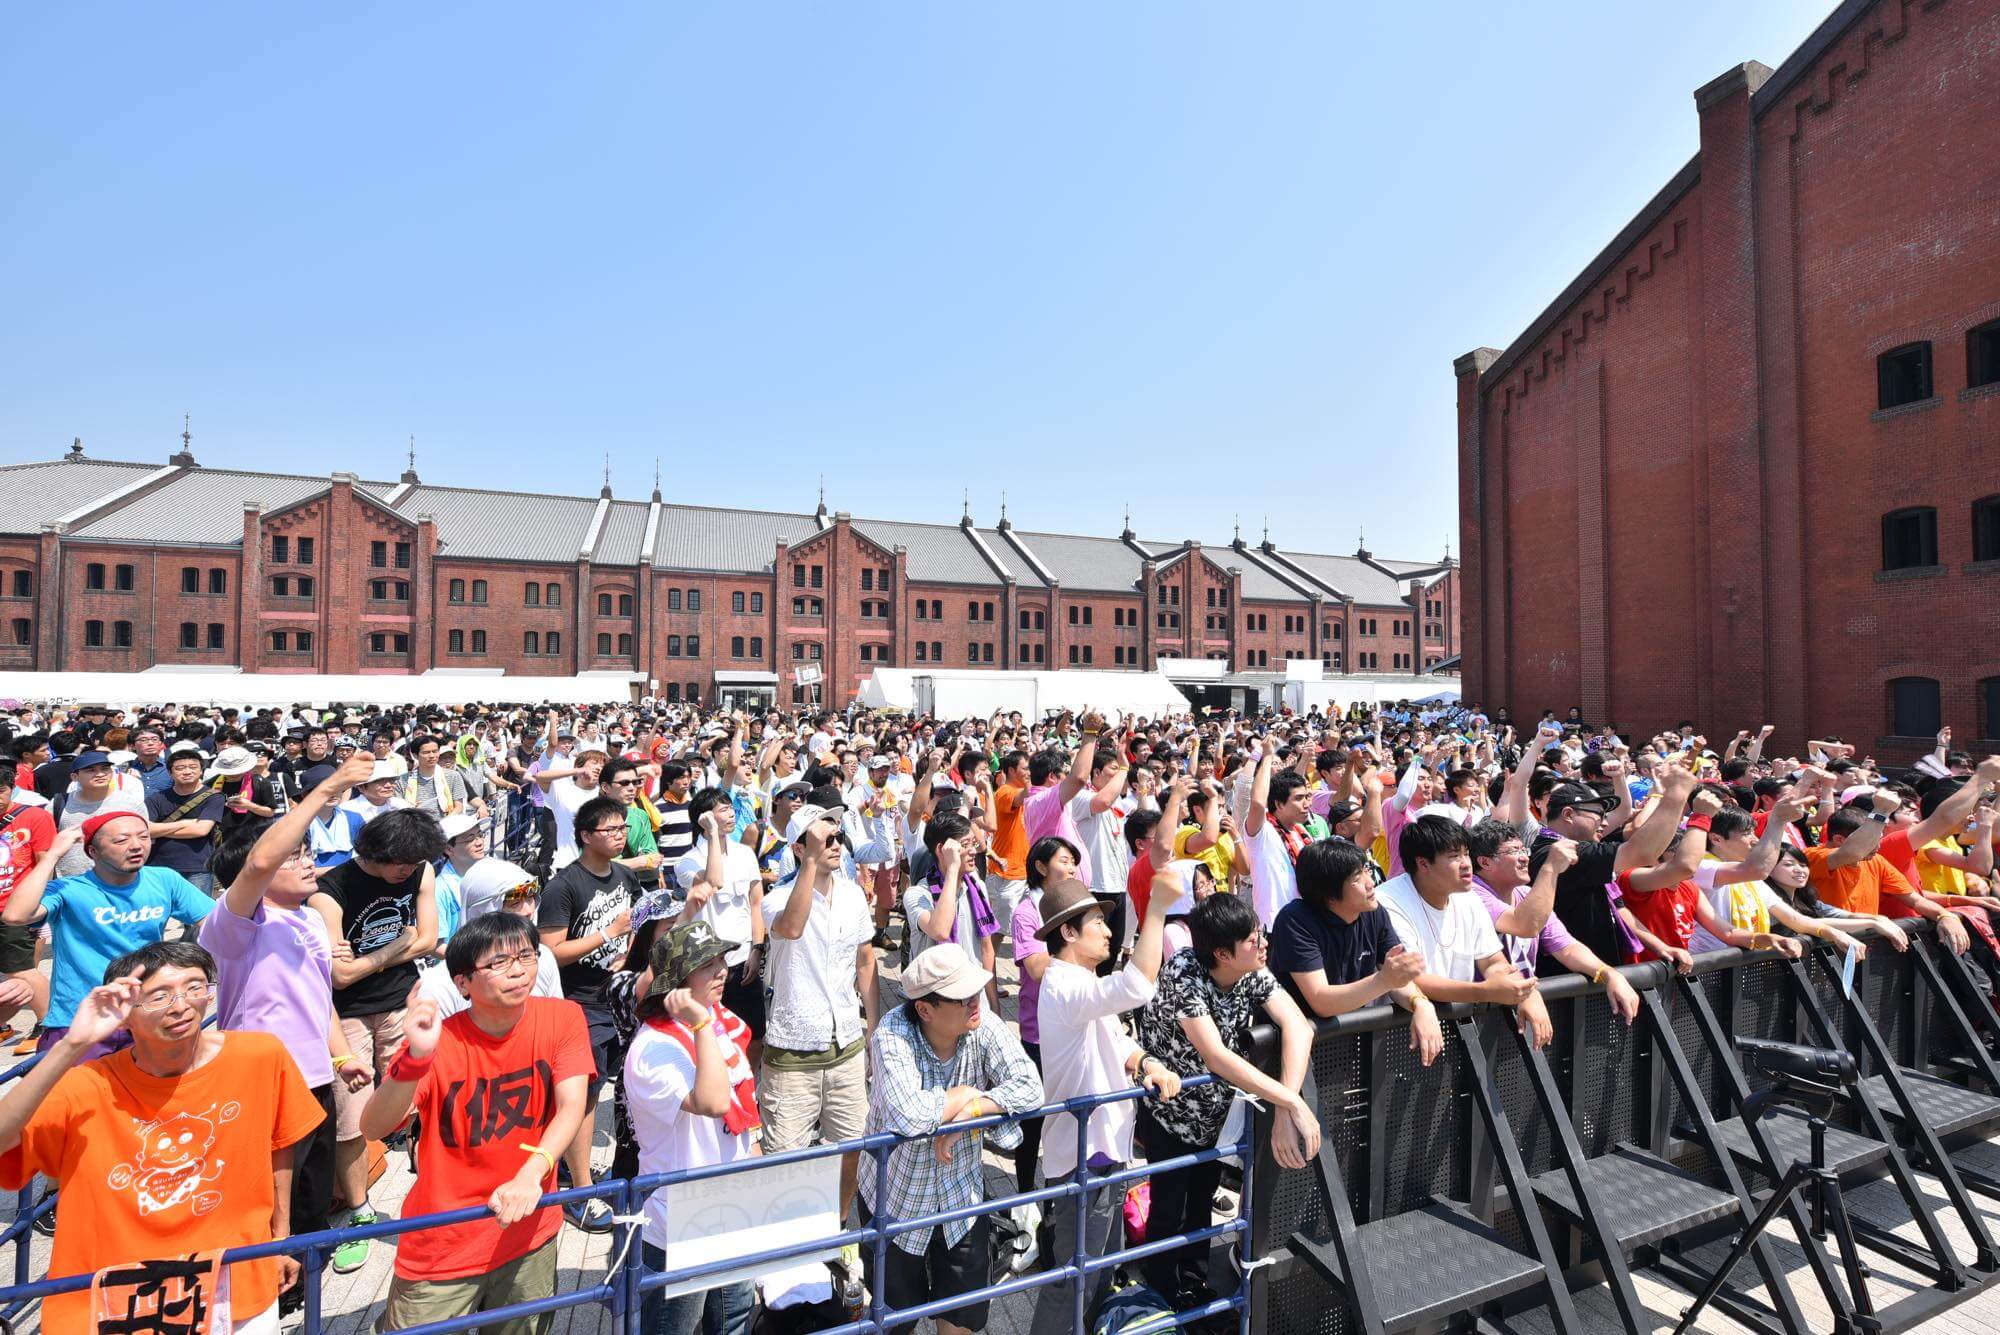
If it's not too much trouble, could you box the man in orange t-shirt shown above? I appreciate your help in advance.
[986,750,1032,935]
[0,939,322,1334]
[362,912,592,1334]
[1808,796,1975,955]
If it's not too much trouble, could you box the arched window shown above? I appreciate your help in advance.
[1888,676,1942,738]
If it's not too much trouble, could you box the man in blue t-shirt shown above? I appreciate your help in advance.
[3,809,213,1057]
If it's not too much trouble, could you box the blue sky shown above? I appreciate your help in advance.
[2,2,1832,560]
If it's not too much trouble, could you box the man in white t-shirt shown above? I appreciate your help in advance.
[1690,799,1869,955]
[1030,875,1182,1333]
[1068,742,1132,897]
[1376,814,1553,1048]
[537,748,606,870]
[1241,736,1310,928]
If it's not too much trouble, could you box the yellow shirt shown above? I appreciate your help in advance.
[1916,839,1969,897]
[1174,825,1237,894]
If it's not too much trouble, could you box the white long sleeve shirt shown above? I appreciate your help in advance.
[1037,957,1155,1179]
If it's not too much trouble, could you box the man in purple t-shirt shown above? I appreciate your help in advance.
[199,748,378,1269]
[1466,819,1638,1024]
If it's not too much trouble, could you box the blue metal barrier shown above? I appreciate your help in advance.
[0,1070,1261,1334]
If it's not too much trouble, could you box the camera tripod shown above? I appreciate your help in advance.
[1674,1087,1879,1334]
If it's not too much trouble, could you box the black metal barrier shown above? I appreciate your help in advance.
[1243,920,2000,1335]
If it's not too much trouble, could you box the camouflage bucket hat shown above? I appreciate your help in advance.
[646,920,740,996]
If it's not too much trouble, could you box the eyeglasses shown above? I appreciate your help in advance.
[138,981,212,1012]
[474,951,538,976]
[588,824,628,836]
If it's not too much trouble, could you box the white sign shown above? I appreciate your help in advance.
[654,1154,842,1299]
[795,665,823,686]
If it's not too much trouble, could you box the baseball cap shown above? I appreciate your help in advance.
[646,921,739,996]
[1325,799,1363,826]
[71,750,113,771]
[366,761,401,783]
[901,942,992,1001]
[1544,783,1616,817]
[771,778,812,804]
[784,802,844,845]
[439,811,481,843]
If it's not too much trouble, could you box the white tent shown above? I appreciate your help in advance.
[855,669,1191,721]
[0,668,644,710]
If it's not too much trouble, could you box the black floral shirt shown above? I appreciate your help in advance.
[1134,948,1277,1148]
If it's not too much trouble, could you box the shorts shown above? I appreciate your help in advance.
[866,864,900,910]
[379,1234,558,1335]
[0,919,39,975]
[334,1010,406,1142]
[721,962,767,1041]
[578,1001,620,1102]
[857,1201,992,1331]
[757,1046,868,1154]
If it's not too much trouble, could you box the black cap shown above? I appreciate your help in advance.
[1545,783,1616,817]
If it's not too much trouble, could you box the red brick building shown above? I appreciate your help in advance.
[0,440,1459,706]
[1456,0,2000,755]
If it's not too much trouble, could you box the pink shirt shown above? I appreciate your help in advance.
[1025,782,1093,885]
[1011,895,1047,1044]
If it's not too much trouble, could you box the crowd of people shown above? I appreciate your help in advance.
[0,694,1993,1335]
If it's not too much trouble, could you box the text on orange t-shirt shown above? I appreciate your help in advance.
[394,996,595,1282]
[0,1030,322,1333]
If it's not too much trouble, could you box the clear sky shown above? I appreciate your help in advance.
[3,1,1833,560]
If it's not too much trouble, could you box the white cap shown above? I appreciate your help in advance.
[205,747,256,779]
[367,760,402,784]
[784,802,844,845]
[439,811,480,843]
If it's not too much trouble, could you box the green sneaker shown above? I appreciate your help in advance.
[331,1207,381,1274]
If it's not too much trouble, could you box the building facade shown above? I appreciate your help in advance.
[1456,0,2000,755]
[0,441,1458,706]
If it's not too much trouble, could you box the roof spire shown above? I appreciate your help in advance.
[169,413,197,467]
[66,437,84,461]
[1356,526,1371,561]
[1262,515,1270,545]
[1121,503,1133,540]
[962,489,970,521]
[818,474,826,509]
[1233,514,1240,544]
[600,452,613,500]
[401,434,420,485]
[1001,491,1008,521]
[652,457,662,503]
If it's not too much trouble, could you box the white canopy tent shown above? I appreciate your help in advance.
[0,668,645,710]
[855,668,1191,721]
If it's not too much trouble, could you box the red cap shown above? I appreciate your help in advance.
[81,810,147,848]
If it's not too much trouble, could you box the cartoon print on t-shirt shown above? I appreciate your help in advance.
[108,1101,241,1216]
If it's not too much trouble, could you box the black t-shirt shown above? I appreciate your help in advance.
[1529,833,1622,976]
[216,775,277,840]
[1268,898,1400,1013]
[33,758,72,803]
[539,860,639,1007]
[319,859,426,1017]
[143,785,225,877]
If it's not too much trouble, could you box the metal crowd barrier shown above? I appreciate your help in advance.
[0,1070,1261,1334]
[1246,919,2000,1335]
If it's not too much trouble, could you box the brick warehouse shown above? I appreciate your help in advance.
[0,439,1458,706]
[1455,0,2000,757]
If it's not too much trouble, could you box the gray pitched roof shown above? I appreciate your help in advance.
[852,520,1002,585]
[1005,530,1145,593]
[70,468,335,544]
[653,505,818,574]
[1277,550,1410,605]
[1140,538,1301,602]
[975,528,1046,588]
[0,459,169,532]
[402,484,601,562]
[594,501,653,566]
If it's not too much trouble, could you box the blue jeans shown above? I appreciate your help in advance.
[640,1244,755,1335]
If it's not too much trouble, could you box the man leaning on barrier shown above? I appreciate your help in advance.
[0,941,323,1335]
[362,913,594,1335]
[860,942,1042,1335]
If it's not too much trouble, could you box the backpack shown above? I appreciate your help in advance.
[1091,1281,1179,1335]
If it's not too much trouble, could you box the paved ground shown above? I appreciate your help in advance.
[8,941,2000,1334]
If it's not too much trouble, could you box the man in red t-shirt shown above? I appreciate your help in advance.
[0,767,54,1042]
[362,913,593,1333]
[1614,789,1803,970]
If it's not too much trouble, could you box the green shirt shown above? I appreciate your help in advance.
[624,804,658,857]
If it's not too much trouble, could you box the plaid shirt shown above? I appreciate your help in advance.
[860,1003,1043,1254]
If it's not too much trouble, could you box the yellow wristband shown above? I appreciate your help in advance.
[519,1144,557,1176]
[332,1054,355,1069]
[1589,966,1607,986]
[690,1015,712,1033]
